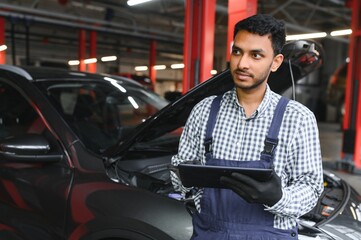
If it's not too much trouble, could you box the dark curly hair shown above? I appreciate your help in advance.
[233,14,286,55]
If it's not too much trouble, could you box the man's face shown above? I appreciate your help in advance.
[230,30,283,92]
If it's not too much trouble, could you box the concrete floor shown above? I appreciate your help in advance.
[319,122,361,194]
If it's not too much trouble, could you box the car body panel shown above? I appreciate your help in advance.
[0,66,190,239]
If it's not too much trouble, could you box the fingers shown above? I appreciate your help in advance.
[220,176,253,193]
[229,185,251,200]
[220,176,252,201]
[221,172,282,205]
[220,176,238,187]
[231,172,260,185]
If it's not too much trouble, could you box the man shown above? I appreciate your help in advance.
[171,14,324,239]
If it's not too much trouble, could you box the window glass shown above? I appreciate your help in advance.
[0,82,45,139]
[36,79,168,153]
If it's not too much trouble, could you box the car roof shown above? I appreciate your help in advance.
[0,65,144,88]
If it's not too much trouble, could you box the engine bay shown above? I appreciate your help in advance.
[112,148,346,227]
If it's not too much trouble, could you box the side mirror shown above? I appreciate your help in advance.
[0,134,63,163]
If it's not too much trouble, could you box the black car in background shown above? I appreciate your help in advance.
[0,40,361,240]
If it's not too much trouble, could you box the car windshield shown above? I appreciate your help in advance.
[36,77,169,154]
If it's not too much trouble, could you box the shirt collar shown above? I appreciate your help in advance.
[231,85,272,119]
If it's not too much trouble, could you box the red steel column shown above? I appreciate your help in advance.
[226,0,258,62]
[78,29,86,72]
[182,0,215,93]
[182,0,192,93]
[199,0,215,83]
[149,40,156,88]
[342,0,361,169]
[0,17,5,64]
[88,31,97,73]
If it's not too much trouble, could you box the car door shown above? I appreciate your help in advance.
[0,80,72,240]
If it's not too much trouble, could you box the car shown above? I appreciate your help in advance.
[117,73,155,91]
[0,40,361,240]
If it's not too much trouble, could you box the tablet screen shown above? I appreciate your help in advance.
[178,164,273,188]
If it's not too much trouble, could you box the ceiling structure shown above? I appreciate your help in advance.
[0,0,353,70]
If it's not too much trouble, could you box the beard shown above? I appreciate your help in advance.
[231,63,272,91]
[235,73,267,90]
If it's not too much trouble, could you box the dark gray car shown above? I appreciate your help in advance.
[0,40,360,240]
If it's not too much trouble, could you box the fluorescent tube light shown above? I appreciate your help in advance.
[84,58,97,64]
[101,56,117,62]
[154,65,166,70]
[68,60,80,66]
[330,29,352,36]
[0,45,7,51]
[286,32,327,41]
[171,63,184,69]
[135,66,148,71]
[127,0,153,6]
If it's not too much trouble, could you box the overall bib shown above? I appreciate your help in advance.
[191,96,298,240]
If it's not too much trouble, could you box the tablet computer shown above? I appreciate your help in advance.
[177,164,273,188]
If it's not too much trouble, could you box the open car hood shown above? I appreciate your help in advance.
[106,40,324,159]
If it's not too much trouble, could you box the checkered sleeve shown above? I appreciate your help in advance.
[266,111,324,225]
[170,97,213,197]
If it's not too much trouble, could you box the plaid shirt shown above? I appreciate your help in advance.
[171,85,324,230]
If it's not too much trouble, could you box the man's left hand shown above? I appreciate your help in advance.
[220,171,282,206]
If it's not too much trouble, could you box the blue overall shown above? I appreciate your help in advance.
[191,96,298,240]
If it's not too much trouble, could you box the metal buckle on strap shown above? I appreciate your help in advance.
[204,138,213,154]
[262,138,278,155]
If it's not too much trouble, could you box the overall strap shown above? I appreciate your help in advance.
[204,95,222,154]
[204,95,290,157]
[262,96,290,156]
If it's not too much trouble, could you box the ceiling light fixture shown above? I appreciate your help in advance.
[127,0,153,6]
[0,45,7,51]
[286,32,327,41]
[330,29,352,36]
[68,60,80,66]
[84,58,97,64]
[101,56,117,62]
[154,65,166,70]
[135,66,148,71]
[171,63,184,69]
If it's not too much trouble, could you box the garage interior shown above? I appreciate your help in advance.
[1,0,361,191]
